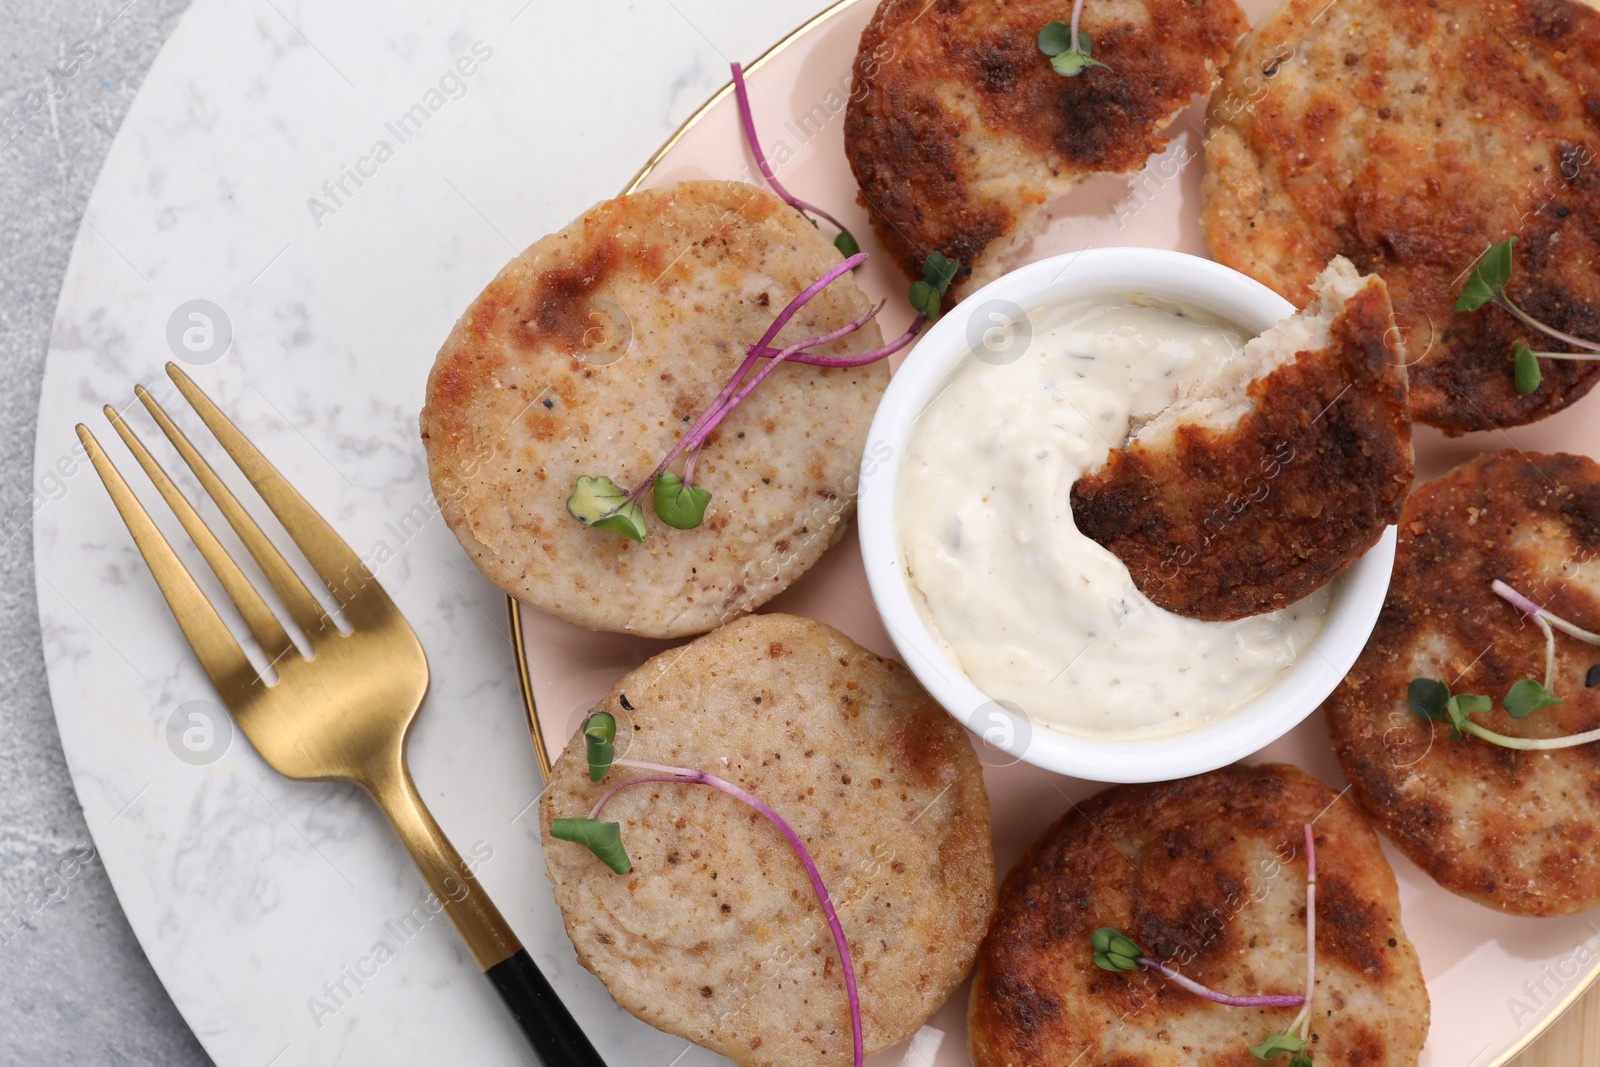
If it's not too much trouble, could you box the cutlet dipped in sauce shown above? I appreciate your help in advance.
[897,296,1331,738]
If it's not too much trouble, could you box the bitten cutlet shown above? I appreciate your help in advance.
[1071,257,1413,621]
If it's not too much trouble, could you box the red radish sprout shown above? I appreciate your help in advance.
[592,757,865,1067]
[1493,579,1600,645]
[1138,958,1306,1009]
[731,63,854,240]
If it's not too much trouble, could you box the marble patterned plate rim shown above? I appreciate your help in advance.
[506,1,1600,1065]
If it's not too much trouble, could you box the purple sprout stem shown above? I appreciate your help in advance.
[731,62,853,237]
[750,252,867,355]
[617,254,869,505]
[1070,0,1088,50]
[678,300,889,475]
[1137,958,1305,1009]
[1287,824,1317,1040]
[595,758,865,1067]
[1133,824,1315,1017]
[1492,579,1600,645]
[682,301,888,461]
[1495,295,1600,354]
[761,314,927,367]
[586,774,690,820]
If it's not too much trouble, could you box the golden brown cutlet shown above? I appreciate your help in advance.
[967,763,1428,1067]
[1202,0,1600,433]
[844,0,1245,300]
[1326,450,1600,916]
[1070,258,1413,621]
[541,614,996,1067]
[421,181,886,639]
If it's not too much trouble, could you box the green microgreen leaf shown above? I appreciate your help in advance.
[1409,679,1490,740]
[1504,679,1563,719]
[1513,342,1543,395]
[550,818,632,874]
[1455,237,1517,312]
[910,252,961,322]
[1051,49,1111,76]
[1290,1053,1314,1067]
[567,475,647,542]
[652,472,712,530]
[1250,1032,1306,1059]
[923,251,958,292]
[582,711,618,781]
[834,229,861,258]
[1037,20,1072,56]
[1407,677,1452,723]
[1089,926,1144,971]
[1041,17,1108,76]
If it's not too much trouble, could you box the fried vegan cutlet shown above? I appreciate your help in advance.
[421,181,887,639]
[844,0,1246,300]
[1202,0,1600,433]
[1070,258,1413,621]
[540,614,996,1067]
[968,763,1429,1067]
[1325,451,1600,916]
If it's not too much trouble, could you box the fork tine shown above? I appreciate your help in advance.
[164,364,393,628]
[77,425,259,697]
[134,383,334,638]
[104,402,298,666]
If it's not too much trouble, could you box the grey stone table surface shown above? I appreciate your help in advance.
[1,0,209,1062]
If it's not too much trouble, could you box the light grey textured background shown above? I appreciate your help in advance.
[1,0,209,1062]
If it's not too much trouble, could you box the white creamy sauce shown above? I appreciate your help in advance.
[898,296,1331,738]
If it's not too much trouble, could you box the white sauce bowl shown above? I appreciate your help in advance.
[857,247,1396,783]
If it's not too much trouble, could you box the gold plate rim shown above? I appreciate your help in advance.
[503,0,1600,1060]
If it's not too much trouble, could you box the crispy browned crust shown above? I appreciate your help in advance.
[541,614,996,1067]
[420,181,887,638]
[1325,450,1600,916]
[967,763,1428,1067]
[844,0,1246,296]
[1201,0,1600,433]
[1070,274,1413,621]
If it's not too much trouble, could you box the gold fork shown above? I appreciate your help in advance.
[78,363,606,1066]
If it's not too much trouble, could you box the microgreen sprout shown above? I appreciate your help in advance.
[1093,826,1317,1065]
[1038,0,1110,76]
[1408,579,1600,749]
[1092,828,1314,1016]
[731,62,860,258]
[1252,825,1318,1065]
[566,476,647,543]
[1090,927,1304,1007]
[551,710,866,1066]
[565,248,958,540]
[566,63,966,541]
[1456,237,1600,394]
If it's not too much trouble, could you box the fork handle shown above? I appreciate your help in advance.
[487,948,610,1065]
[365,756,608,1066]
